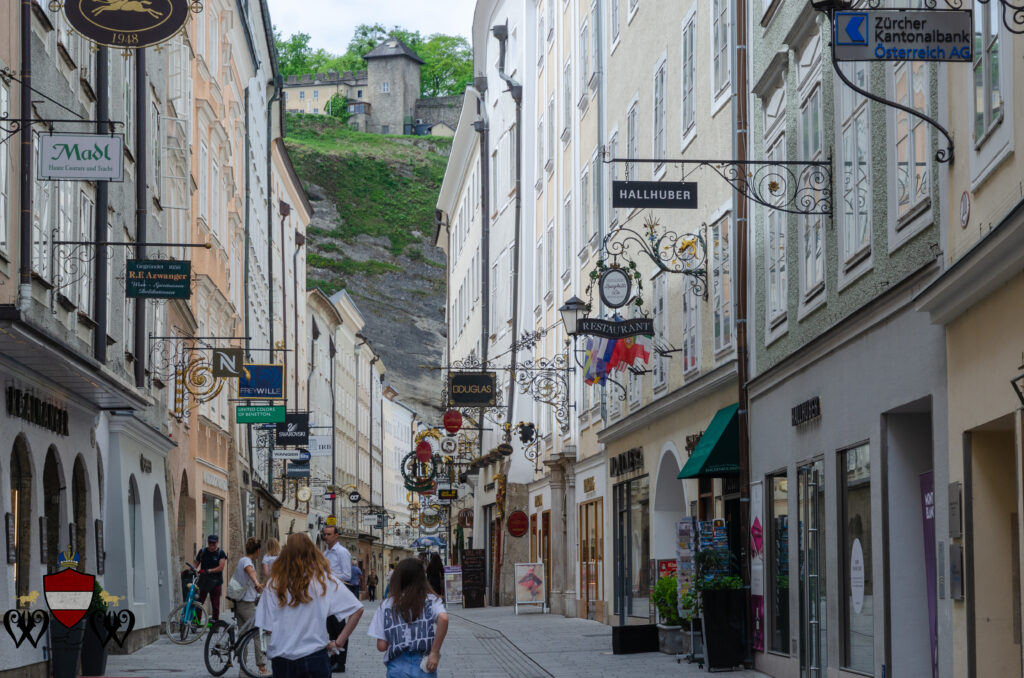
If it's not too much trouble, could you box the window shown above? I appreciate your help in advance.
[681,15,696,137]
[508,124,516,192]
[579,24,589,96]
[592,154,601,241]
[490,152,498,212]
[653,61,666,169]
[839,62,871,265]
[547,99,555,168]
[767,472,790,655]
[840,444,873,673]
[313,89,319,99]
[545,225,554,301]
[973,2,1002,142]
[382,82,390,93]
[611,0,620,44]
[32,136,52,280]
[536,238,544,308]
[537,116,545,177]
[538,14,545,63]
[0,83,8,253]
[563,62,572,134]
[547,0,555,41]
[800,85,824,297]
[766,134,786,324]
[299,91,305,100]
[712,0,730,95]
[894,61,929,218]
[591,2,600,77]
[208,14,218,73]
[199,142,209,221]
[652,275,667,388]
[211,159,220,240]
[711,216,732,353]
[626,103,638,181]
[608,134,619,223]
[563,197,572,274]
[580,171,589,247]
[681,284,699,374]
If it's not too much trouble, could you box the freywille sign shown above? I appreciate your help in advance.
[238,364,284,399]
[38,134,124,182]
[578,317,654,339]
[448,372,497,408]
[6,387,69,436]
[612,181,698,209]
[63,0,193,50]
[125,259,191,299]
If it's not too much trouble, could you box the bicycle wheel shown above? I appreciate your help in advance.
[237,626,270,678]
[166,601,210,645]
[204,620,235,676]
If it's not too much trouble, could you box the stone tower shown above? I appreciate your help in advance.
[364,37,424,135]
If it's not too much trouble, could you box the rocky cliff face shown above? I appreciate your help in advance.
[285,114,448,417]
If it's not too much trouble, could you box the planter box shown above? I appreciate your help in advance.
[49,617,86,678]
[701,589,746,669]
[657,624,683,654]
[611,623,659,654]
[80,613,109,677]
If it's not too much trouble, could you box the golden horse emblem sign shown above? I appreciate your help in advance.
[63,0,194,49]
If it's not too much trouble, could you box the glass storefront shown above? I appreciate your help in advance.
[768,473,789,654]
[841,445,872,673]
[613,476,650,619]
[202,493,223,543]
[579,498,604,619]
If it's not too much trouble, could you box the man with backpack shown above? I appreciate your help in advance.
[194,534,228,621]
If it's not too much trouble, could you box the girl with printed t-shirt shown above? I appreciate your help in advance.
[367,558,449,677]
[255,533,363,678]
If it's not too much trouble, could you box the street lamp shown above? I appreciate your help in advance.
[559,296,588,337]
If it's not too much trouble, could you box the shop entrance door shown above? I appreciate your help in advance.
[798,460,826,678]
[541,511,551,608]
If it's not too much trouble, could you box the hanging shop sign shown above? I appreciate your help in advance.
[577,317,654,339]
[348,491,362,504]
[833,10,972,62]
[284,461,310,479]
[63,0,193,50]
[6,387,69,436]
[235,404,286,424]
[448,371,497,408]
[599,267,633,309]
[212,348,245,378]
[37,133,124,182]
[791,396,822,427]
[438,486,459,501]
[238,364,284,399]
[125,259,191,299]
[609,447,644,477]
[276,412,309,446]
[507,510,529,538]
[272,449,309,461]
[612,181,698,209]
[443,409,463,434]
[308,435,332,458]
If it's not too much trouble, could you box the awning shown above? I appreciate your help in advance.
[678,404,740,478]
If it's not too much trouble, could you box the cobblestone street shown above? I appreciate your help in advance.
[105,602,767,677]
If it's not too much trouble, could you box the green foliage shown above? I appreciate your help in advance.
[307,253,400,276]
[326,94,351,122]
[418,34,473,98]
[679,588,699,625]
[88,581,108,617]
[652,576,681,627]
[274,30,337,76]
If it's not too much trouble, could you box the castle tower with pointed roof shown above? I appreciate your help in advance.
[364,36,424,135]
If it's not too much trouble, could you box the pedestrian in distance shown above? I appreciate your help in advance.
[255,533,363,678]
[368,558,450,677]
[367,570,379,602]
[426,553,444,602]
[231,537,267,674]
[322,524,353,673]
[193,534,228,621]
[383,562,396,599]
[349,559,363,600]
[262,537,281,579]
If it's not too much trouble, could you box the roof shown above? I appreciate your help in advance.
[364,37,425,64]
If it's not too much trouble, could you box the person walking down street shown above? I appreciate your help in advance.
[426,553,444,602]
[322,525,352,673]
[348,560,363,600]
[368,558,449,677]
[232,537,267,675]
[367,571,378,602]
[255,533,363,678]
[383,563,395,599]
[194,534,228,621]
[262,537,281,579]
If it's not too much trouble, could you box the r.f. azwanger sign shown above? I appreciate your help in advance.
[63,0,193,50]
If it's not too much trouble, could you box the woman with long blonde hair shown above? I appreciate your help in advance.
[261,537,280,579]
[254,533,363,677]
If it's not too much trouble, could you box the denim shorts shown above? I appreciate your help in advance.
[270,648,331,678]
[386,651,437,678]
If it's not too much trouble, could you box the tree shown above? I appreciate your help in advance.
[274,30,334,76]
[417,34,473,98]
[326,93,351,123]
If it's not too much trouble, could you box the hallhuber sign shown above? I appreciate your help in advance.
[833,10,972,62]
[38,133,124,182]
[63,0,193,50]
[612,181,698,209]
[578,317,654,339]
[125,259,191,299]
[448,372,497,408]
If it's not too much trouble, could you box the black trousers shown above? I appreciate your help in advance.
[326,615,347,671]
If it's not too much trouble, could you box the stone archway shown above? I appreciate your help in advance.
[652,445,685,566]
[10,435,34,597]
[153,486,170,618]
[128,475,142,599]
[43,446,66,573]
[72,455,90,571]
[177,470,193,570]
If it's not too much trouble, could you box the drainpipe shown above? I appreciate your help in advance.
[467,83,489,461]
[279,200,291,407]
[244,86,252,360]
[293,229,305,402]
[134,49,148,388]
[94,47,109,362]
[595,0,607,424]
[18,0,32,311]
[266,76,282,361]
[330,337,337,517]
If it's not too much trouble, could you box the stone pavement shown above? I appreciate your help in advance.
[106,601,767,678]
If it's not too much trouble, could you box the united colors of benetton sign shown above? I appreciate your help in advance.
[63,0,192,50]
[38,134,124,182]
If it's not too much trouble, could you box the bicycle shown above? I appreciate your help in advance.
[166,562,212,645]
[204,597,270,677]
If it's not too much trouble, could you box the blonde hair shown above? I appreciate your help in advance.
[265,537,281,556]
[269,533,337,607]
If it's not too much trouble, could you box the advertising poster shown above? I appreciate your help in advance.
[514,563,545,606]
[657,559,677,579]
[750,481,765,652]
[443,566,463,607]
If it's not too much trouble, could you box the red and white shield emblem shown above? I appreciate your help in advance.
[44,569,95,628]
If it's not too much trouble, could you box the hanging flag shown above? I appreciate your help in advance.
[583,337,608,385]
[631,335,653,366]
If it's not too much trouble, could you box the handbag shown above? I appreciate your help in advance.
[226,575,246,601]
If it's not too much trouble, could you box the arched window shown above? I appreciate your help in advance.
[128,475,141,595]
[72,456,89,570]
[10,436,33,597]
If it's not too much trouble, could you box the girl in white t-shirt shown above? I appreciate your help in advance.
[261,537,280,579]
[255,533,363,677]
[367,558,449,677]
[232,537,266,673]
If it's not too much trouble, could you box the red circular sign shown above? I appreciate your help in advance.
[507,510,529,538]
[443,409,463,434]
[416,440,433,463]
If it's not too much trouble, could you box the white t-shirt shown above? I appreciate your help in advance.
[325,542,352,582]
[262,554,278,575]
[367,594,446,664]
[254,574,362,661]
[233,556,258,602]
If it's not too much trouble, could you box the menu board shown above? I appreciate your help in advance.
[444,566,463,607]
[462,549,486,608]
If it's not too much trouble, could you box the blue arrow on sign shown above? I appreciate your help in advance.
[836,12,868,46]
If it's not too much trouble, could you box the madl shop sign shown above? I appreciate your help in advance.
[126,259,191,299]
[448,371,497,408]
[38,133,124,182]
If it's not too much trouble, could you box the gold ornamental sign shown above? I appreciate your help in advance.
[61,0,194,49]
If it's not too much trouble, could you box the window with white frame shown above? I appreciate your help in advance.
[611,0,620,43]
[211,159,221,240]
[592,154,601,241]
[299,91,305,100]
[382,81,390,93]
[973,2,1002,142]
[536,238,544,308]
[490,152,498,212]
[765,133,786,324]
[563,62,572,133]
[538,14,545,63]
[508,124,517,192]
[681,284,699,374]
[608,134,619,223]
[199,141,209,221]
[591,3,599,78]
[313,90,319,100]
[712,0,730,96]
[548,0,555,41]
[32,136,52,280]
[653,60,667,170]
[579,24,589,96]
[537,116,545,177]
[580,170,589,246]
[547,98,555,168]
[839,62,871,265]
[799,82,824,297]
[893,61,929,219]
[563,197,573,274]
[711,215,733,353]
[629,0,638,14]
[546,225,555,301]
[626,103,638,181]
[0,83,8,254]
[653,275,667,388]
[681,14,696,137]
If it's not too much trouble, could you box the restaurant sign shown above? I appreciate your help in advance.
[578,317,654,339]
[126,260,191,299]
[63,0,193,50]
[38,133,124,182]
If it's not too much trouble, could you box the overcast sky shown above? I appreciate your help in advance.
[266,0,477,53]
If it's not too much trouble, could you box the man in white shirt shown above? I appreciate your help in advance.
[322,525,352,673]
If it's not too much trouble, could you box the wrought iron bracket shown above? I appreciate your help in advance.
[514,353,573,434]
[978,0,1024,33]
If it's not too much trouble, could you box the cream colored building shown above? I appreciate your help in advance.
[284,70,368,116]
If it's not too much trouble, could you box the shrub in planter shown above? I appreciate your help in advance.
[652,576,684,654]
[80,581,110,677]
[692,548,745,669]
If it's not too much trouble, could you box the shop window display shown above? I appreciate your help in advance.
[841,445,873,672]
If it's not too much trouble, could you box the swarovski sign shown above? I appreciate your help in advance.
[38,134,124,182]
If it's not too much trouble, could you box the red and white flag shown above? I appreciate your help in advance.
[44,568,95,628]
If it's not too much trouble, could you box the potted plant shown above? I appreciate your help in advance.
[651,575,684,654]
[678,587,703,655]
[693,548,746,670]
[80,580,109,676]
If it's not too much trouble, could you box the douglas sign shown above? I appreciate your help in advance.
[448,372,497,408]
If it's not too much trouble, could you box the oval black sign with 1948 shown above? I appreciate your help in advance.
[64,0,192,49]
